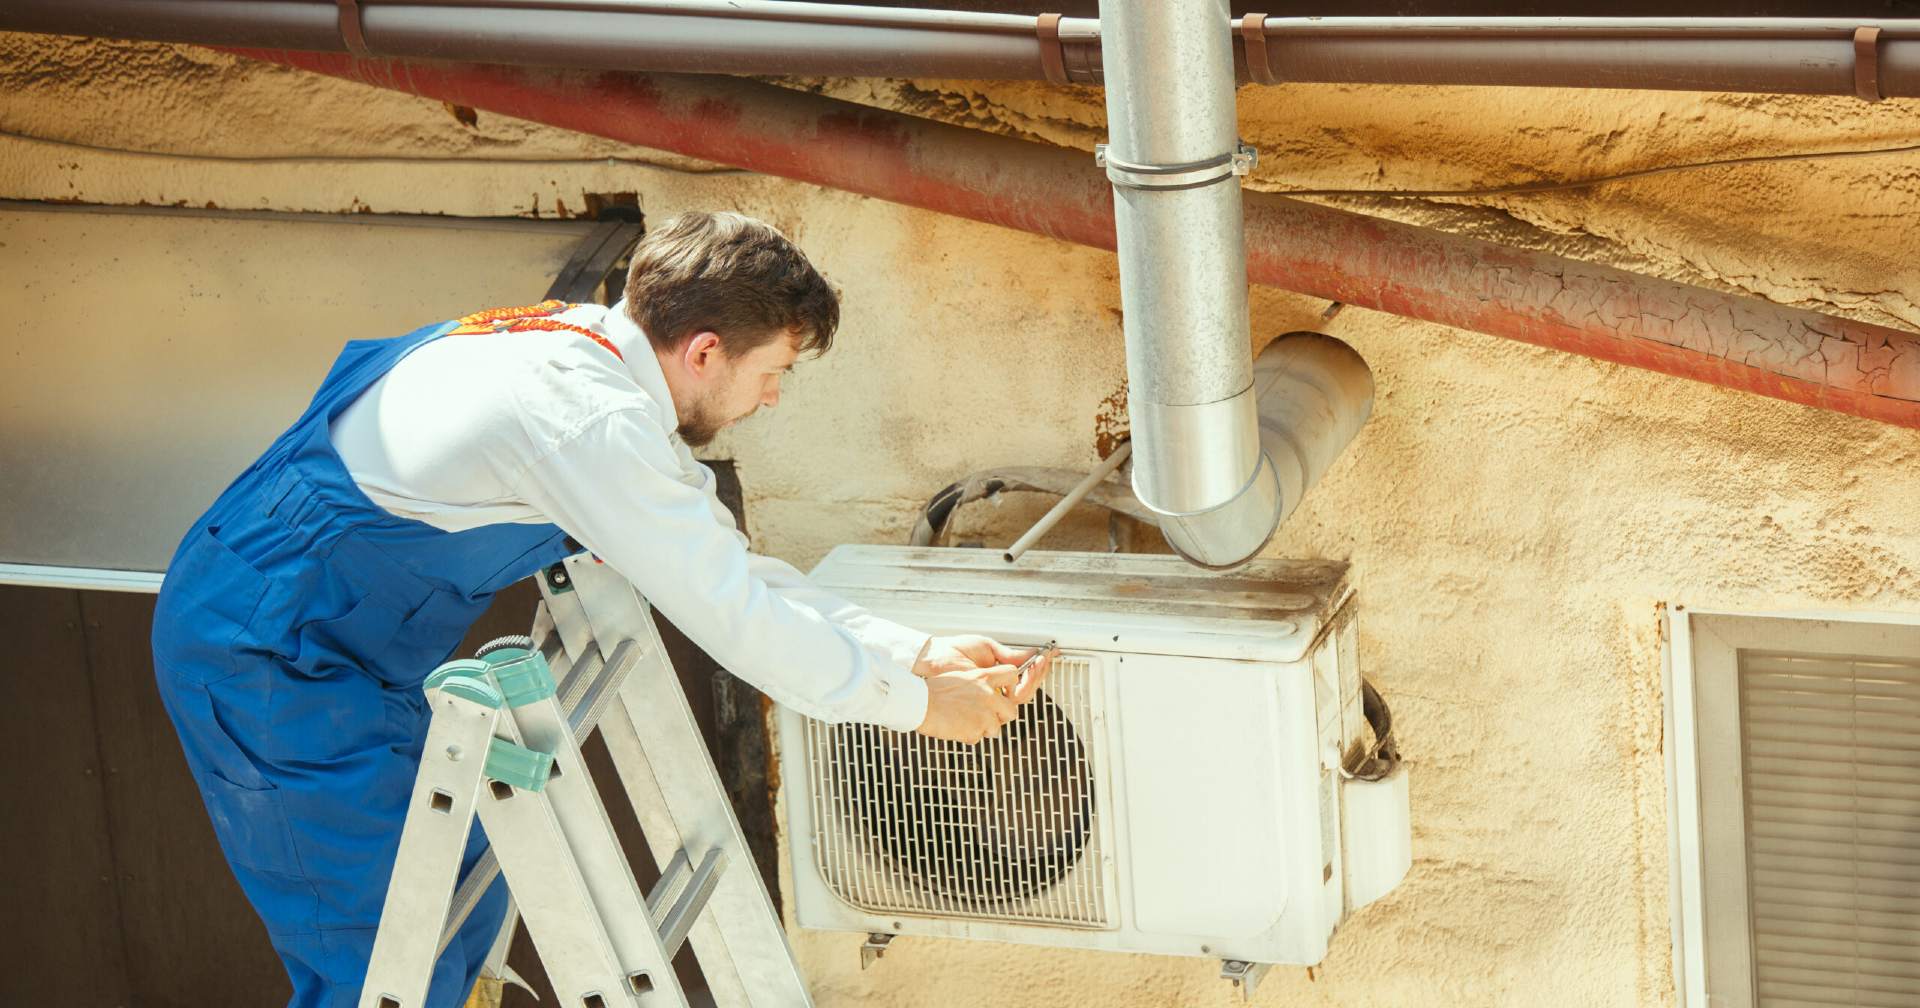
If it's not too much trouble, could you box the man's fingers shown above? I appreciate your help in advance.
[977,665,1021,692]
[944,635,1036,669]
[990,639,1031,665]
[1012,653,1056,703]
[939,634,999,668]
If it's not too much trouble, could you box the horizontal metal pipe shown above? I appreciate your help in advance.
[1249,17,1917,38]
[366,8,1039,79]
[7,2,1920,97]
[1249,36,1920,97]
[0,0,1048,78]
[396,0,1040,34]
[216,52,1920,431]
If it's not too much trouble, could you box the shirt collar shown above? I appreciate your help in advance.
[599,299,681,429]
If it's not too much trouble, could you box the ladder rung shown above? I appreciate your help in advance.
[648,847,728,961]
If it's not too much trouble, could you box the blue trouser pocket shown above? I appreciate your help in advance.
[152,527,271,685]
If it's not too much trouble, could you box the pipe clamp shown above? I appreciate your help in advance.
[1095,143,1257,191]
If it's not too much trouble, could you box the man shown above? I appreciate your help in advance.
[150,210,1052,1007]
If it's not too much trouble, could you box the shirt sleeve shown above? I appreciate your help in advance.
[509,407,930,732]
[674,433,935,672]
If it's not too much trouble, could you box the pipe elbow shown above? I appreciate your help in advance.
[1153,332,1374,569]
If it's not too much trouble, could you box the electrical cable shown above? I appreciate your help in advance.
[1277,139,1920,200]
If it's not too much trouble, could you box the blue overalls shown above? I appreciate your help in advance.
[151,317,581,1007]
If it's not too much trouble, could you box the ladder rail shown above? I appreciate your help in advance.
[553,555,816,1008]
[370,555,814,1008]
[476,774,638,1007]
[496,645,689,1003]
[361,683,503,1008]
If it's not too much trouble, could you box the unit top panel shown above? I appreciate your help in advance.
[810,546,1352,663]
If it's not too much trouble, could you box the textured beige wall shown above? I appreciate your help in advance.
[7,32,1920,1007]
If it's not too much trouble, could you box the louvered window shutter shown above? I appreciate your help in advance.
[1739,650,1920,1008]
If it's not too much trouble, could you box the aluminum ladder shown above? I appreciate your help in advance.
[359,553,813,1008]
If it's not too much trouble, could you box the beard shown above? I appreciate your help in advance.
[676,392,751,448]
[677,411,723,448]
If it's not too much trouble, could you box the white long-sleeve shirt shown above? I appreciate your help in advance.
[327,300,931,732]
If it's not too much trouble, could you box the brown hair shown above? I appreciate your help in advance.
[622,211,839,357]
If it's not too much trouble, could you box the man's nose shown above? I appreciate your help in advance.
[761,384,781,408]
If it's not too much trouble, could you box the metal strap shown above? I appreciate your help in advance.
[1855,26,1883,102]
[1096,148,1247,192]
[1241,14,1277,86]
[1035,13,1069,86]
[337,0,373,59]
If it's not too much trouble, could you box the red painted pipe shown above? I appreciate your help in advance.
[236,50,1920,429]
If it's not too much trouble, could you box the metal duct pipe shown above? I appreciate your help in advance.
[1252,333,1374,550]
[227,51,1920,435]
[1130,332,1378,568]
[1097,0,1277,569]
[7,3,1920,98]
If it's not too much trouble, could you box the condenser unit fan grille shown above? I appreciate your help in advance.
[805,657,1109,928]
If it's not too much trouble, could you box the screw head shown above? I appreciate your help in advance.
[446,744,464,761]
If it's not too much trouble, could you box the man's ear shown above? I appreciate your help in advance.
[681,331,724,376]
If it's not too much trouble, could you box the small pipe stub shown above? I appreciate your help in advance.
[1240,14,1278,86]
[1855,26,1883,102]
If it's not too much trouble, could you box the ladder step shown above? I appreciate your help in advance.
[646,847,728,961]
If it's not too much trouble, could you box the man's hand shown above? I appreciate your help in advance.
[912,634,1056,703]
[914,667,1021,744]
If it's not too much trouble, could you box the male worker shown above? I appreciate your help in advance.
[150,210,1052,1007]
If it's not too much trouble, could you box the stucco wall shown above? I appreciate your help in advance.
[7,32,1920,1007]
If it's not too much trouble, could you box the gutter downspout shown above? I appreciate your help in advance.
[226,51,1920,437]
[7,2,1920,98]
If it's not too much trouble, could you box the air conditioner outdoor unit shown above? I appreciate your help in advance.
[777,546,1412,980]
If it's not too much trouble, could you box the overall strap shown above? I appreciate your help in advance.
[447,300,624,361]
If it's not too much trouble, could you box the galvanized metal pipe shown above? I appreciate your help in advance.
[6,2,1920,97]
[1097,0,1280,569]
[1149,332,1377,567]
[226,51,1920,436]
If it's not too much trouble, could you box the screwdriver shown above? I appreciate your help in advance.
[1003,640,1060,699]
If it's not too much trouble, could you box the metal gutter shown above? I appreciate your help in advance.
[223,51,1920,434]
[4,2,1919,98]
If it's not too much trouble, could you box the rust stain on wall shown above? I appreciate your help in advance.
[1094,379,1128,460]
[442,101,479,128]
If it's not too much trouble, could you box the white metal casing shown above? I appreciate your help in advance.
[778,546,1409,966]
